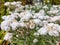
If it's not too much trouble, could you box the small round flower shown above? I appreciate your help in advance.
[33,32,39,37]
[29,23,35,29]
[28,20,35,29]
[33,39,38,43]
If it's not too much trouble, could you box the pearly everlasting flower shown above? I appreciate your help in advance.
[1,21,10,31]
[33,19,41,25]
[29,23,35,29]
[53,5,58,8]
[19,11,32,21]
[43,15,50,20]
[47,7,59,15]
[3,26,10,31]
[38,27,48,35]
[10,22,19,30]
[45,23,60,36]
[33,32,39,37]
[4,2,10,6]
[37,23,60,36]
[48,30,59,37]
[42,21,48,26]
[43,5,48,9]
[33,39,38,43]
[11,13,19,19]
[2,15,11,20]
[2,16,7,20]
[48,16,60,22]
[11,2,17,6]
[4,33,13,42]
[28,20,35,29]
[57,26,60,32]
[19,22,27,27]
[34,13,44,20]
[39,10,45,16]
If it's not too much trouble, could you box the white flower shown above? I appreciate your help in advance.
[2,16,7,20]
[45,23,60,36]
[43,5,48,9]
[38,27,47,35]
[57,26,60,32]
[43,16,50,20]
[16,35,19,37]
[3,26,10,31]
[10,22,19,30]
[39,10,45,16]
[38,16,44,19]
[1,21,10,31]
[28,20,35,29]
[53,5,58,8]
[48,30,59,37]
[15,7,23,12]
[33,15,37,19]
[33,19,41,25]
[29,23,35,29]
[11,2,17,5]
[4,33,13,42]
[11,13,19,19]
[33,32,39,37]
[34,12,44,20]
[48,16,60,22]
[4,2,10,6]
[19,22,27,27]
[19,11,32,21]
[47,9,59,14]
[42,21,48,26]
[16,1,22,4]
[2,15,11,20]
[33,39,38,43]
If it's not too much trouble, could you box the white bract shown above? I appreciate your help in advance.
[38,27,48,35]
[1,21,10,31]
[33,19,41,25]
[4,33,13,42]
[10,22,20,30]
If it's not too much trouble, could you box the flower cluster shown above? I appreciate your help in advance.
[35,23,60,37]
[1,1,60,44]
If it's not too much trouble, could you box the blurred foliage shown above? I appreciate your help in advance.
[0,30,6,45]
[44,0,60,5]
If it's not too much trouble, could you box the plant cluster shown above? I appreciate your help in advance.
[1,1,60,45]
